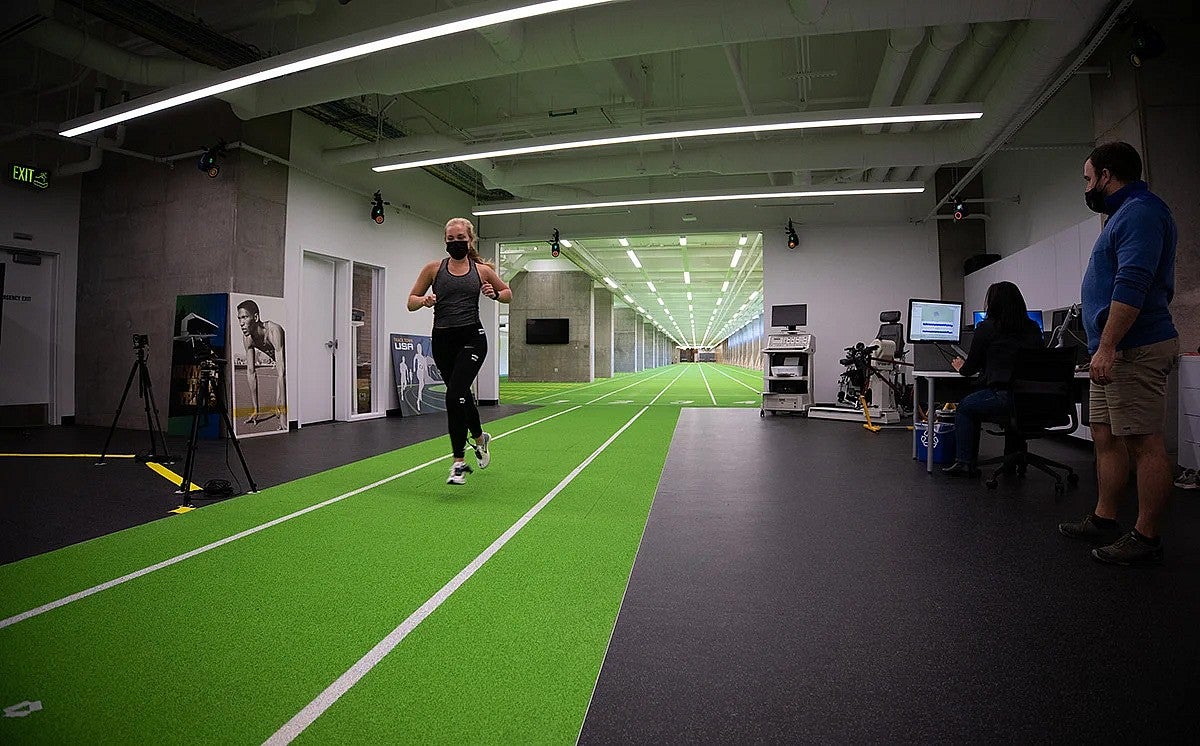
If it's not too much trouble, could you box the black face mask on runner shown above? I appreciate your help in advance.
[446,240,470,260]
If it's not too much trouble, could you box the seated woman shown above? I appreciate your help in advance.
[943,281,1045,477]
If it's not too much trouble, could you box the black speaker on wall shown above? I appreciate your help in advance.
[964,253,1002,275]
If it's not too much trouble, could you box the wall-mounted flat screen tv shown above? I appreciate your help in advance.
[526,318,570,344]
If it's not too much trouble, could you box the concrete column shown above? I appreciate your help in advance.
[594,291,614,378]
[612,307,637,373]
[507,271,594,382]
[642,323,654,370]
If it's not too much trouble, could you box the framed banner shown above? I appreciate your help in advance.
[390,333,444,416]
[229,294,288,437]
[168,294,228,439]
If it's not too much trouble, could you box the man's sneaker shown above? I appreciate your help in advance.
[1174,468,1199,490]
[1092,531,1164,566]
[470,432,491,469]
[1058,514,1124,544]
[447,461,473,485]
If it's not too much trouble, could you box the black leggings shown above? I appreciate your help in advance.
[432,324,487,458]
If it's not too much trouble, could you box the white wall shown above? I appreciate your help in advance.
[0,176,81,422]
[285,112,475,420]
[763,222,941,403]
[983,76,1096,258]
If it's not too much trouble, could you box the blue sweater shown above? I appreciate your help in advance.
[1081,181,1177,354]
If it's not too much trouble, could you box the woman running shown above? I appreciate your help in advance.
[408,217,511,484]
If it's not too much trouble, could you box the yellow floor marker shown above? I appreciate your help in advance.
[168,506,196,514]
[145,462,202,492]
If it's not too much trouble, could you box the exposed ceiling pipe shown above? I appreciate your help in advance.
[440,0,525,62]
[861,26,924,181]
[321,134,462,166]
[884,23,969,180]
[485,7,1107,189]
[917,22,1010,132]
[19,16,250,110]
[862,27,925,136]
[786,0,830,25]
[56,87,128,177]
[889,24,968,134]
[241,0,1059,119]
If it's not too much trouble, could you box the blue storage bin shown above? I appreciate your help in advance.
[915,421,957,464]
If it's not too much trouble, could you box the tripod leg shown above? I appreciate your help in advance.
[140,362,173,463]
[178,397,202,499]
[98,361,140,465]
[214,382,258,493]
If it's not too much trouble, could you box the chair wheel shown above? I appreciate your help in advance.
[985,478,998,490]
[1067,472,1079,486]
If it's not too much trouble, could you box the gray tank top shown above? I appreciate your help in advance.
[432,258,482,328]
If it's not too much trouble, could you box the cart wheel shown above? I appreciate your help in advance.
[1067,472,1079,487]
[985,478,998,490]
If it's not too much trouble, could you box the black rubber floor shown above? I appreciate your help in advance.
[581,408,1200,744]
[0,406,530,565]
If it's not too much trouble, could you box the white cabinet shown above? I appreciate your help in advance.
[1180,356,1200,470]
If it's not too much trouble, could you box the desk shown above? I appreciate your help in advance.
[912,370,1091,474]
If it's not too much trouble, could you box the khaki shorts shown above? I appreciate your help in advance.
[1089,337,1179,436]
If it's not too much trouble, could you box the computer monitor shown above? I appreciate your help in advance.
[771,304,807,329]
[971,310,1044,330]
[907,299,963,344]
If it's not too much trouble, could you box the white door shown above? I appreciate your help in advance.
[0,256,56,425]
[301,254,337,424]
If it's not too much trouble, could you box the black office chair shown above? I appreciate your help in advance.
[876,311,905,360]
[979,346,1080,495]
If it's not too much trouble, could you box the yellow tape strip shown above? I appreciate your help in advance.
[0,453,136,458]
[146,462,202,491]
[168,506,196,514]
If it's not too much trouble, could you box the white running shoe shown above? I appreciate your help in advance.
[470,432,491,469]
[447,461,473,485]
[1175,468,1198,490]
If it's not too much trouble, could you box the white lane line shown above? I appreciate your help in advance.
[648,366,689,406]
[708,364,761,392]
[265,405,653,745]
[523,377,610,403]
[0,406,585,631]
[584,366,674,406]
[697,364,717,406]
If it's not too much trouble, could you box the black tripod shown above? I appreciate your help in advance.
[177,357,258,505]
[98,334,172,465]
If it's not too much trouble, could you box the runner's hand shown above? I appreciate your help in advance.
[422,294,437,307]
[481,282,497,299]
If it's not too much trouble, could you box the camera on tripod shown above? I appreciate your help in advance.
[133,333,149,349]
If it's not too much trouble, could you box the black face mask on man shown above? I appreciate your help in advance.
[446,240,470,260]
[1084,172,1111,214]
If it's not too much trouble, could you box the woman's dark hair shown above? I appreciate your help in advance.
[984,281,1033,335]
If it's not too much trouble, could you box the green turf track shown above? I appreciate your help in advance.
[501,363,761,407]
[0,364,756,743]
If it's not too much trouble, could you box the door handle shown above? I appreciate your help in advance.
[326,339,338,350]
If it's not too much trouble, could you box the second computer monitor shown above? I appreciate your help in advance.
[908,299,963,344]
[771,304,807,329]
[972,310,1044,331]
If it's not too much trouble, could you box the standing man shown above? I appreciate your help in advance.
[1059,142,1179,566]
[236,300,287,428]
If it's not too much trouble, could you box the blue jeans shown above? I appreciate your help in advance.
[954,389,1016,467]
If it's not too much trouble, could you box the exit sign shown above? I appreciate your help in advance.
[8,163,49,190]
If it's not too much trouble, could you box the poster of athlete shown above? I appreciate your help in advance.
[229,294,288,437]
[390,333,444,416]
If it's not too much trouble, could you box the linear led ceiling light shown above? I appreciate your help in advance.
[559,238,573,248]
[472,183,925,216]
[59,0,621,137]
[374,104,982,171]
[618,237,630,247]
[730,249,743,268]
[626,250,641,268]
[603,277,618,288]
[687,292,693,301]
[721,281,730,292]
[684,271,691,284]
[623,294,634,304]
[679,236,687,246]
[739,234,749,246]
[646,281,657,293]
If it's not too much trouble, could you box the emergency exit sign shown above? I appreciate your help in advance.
[8,163,49,190]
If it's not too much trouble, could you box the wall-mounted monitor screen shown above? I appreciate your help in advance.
[526,318,569,344]
[972,310,1045,331]
[908,299,963,344]
[771,304,807,328]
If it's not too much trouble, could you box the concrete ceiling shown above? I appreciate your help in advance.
[501,231,762,349]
